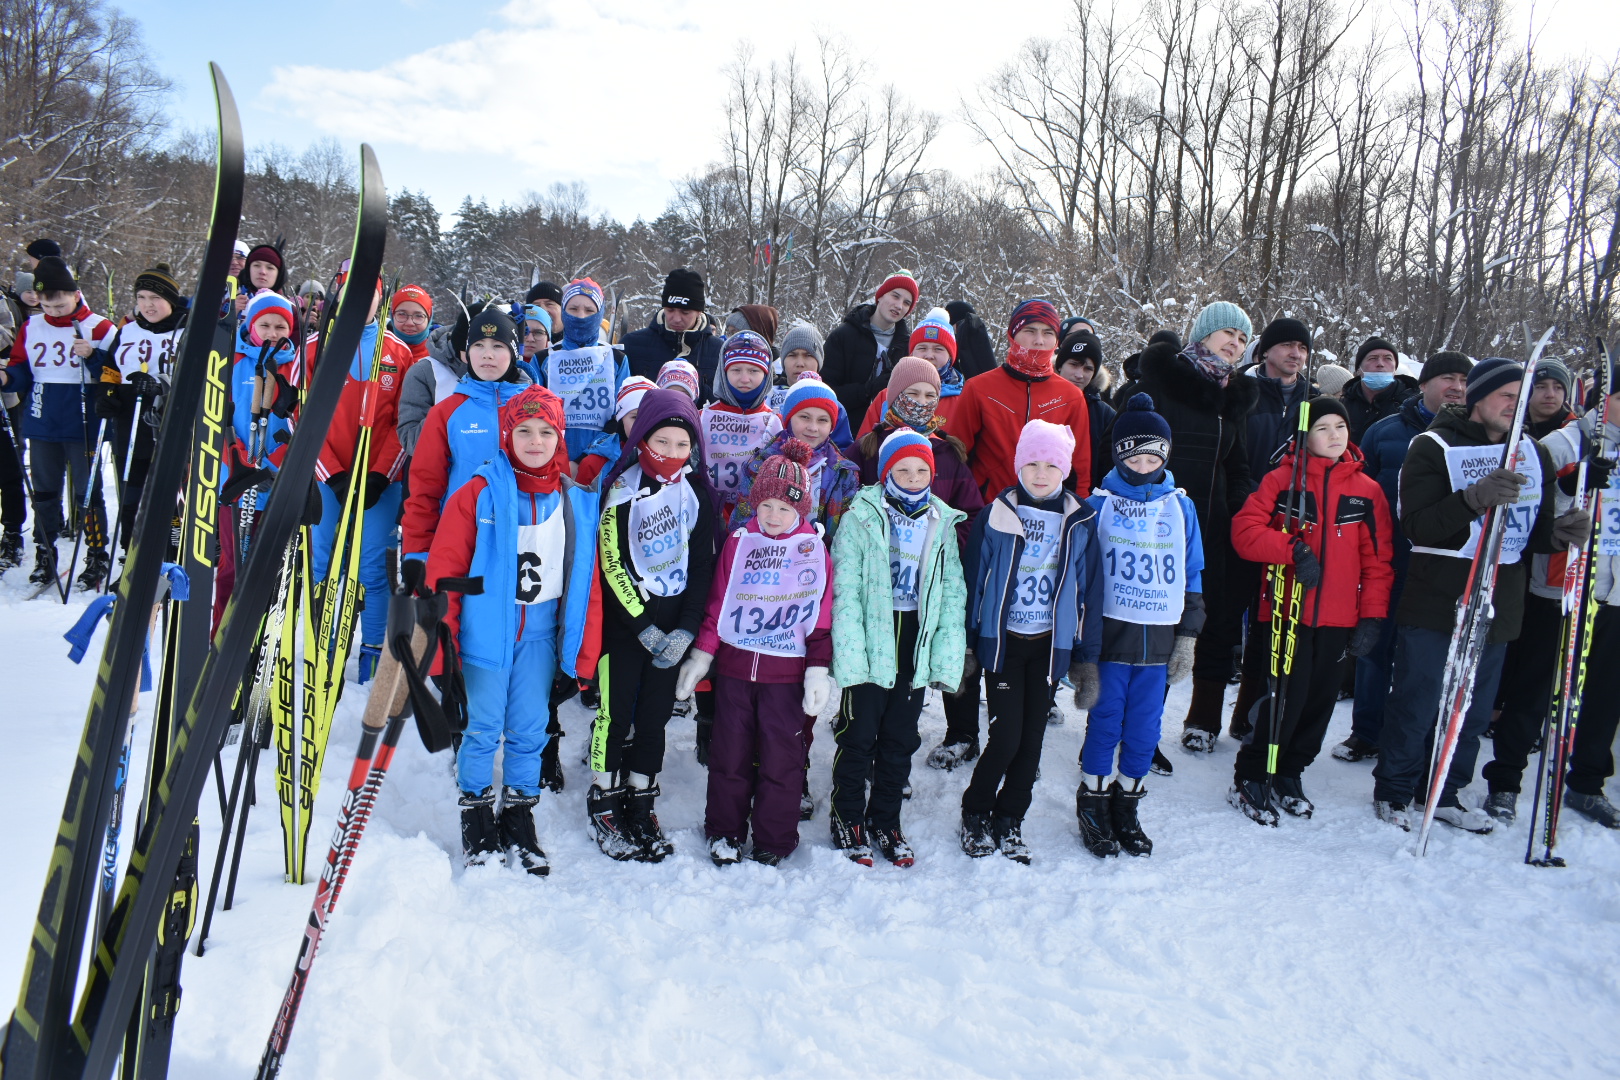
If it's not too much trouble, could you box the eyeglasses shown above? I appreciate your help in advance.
[393,312,429,324]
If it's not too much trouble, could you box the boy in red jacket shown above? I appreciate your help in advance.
[1229,397,1394,824]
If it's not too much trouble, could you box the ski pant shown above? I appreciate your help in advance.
[942,671,982,747]
[1186,546,1249,714]
[1351,571,1407,746]
[1234,623,1349,783]
[27,437,105,548]
[1485,603,1620,797]
[592,637,680,780]
[705,675,806,857]
[310,478,404,649]
[106,407,152,549]
[831,611,923,829]
[963,631,1052,821]
[1081,662,1169,780]
[0,411,26,531]
[458,635,557,797]
[1372,624,1506,804]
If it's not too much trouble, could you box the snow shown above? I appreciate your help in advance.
[3,579,1620,1079]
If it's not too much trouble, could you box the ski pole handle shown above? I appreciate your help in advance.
[361,625,426,732]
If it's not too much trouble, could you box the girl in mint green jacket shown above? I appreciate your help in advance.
[829,430,967,867]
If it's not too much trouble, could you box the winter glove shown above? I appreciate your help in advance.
[360,471,390,509]
[1462,467,1528,513]
[802,666,832,715]
[1290,539,1322,590]
[221,466,272,507]
[675,649,713,700]
[93,384,120,419]
[1069,661,1100,711]
[1551,508,1593,550]
[1347,617,1385,659]
[127,371,162,399]
[268,371,300,418]
[303,480,324,526]
[652,628,694,669]
[637,625,669,657]
[325,471,352,504]
[140,375,171,427]
[956,648,979,694]
[1165,635,1196,685]
[1587,457,1615,493]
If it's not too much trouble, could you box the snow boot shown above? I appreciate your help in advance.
[799,770,815,821]
[1566,789,1620,829]
[1374,798,1413,831]
[1483,790,1518,824]
[1273,776,1314,818]
[960,810,996,859]
[1074,775,1119,858]
[497,788,550,877]
[830,814,874,866]
[621,780,674,862]
[992,816,1030,864]
[1433,799,1494,834]
[1332,734,1379,762]
[708,835,743,866]
[356,643,382,685]
[458,787,501,867]
[1109,778,1152,857]
[1179,678,1225,753]
[1150,747,1173,777]
[586,783,641,861]
[1228,670,1266,742]
[927,739,979,771]
[541,733,565,793]
[0,528,23,571]
[695,714,713,767]
[1180,729,1216,754]
[1046,703,1064,726]
[28,543,57,588]
[1228,779,1280,827]
[748,847,783,867]
[869,823,915,868]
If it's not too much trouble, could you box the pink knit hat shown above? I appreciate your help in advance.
[887,355,941,399]
[1014,419,1075,479]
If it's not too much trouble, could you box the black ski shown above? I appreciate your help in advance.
[64,143,387,1080]
[0,63,244,1080]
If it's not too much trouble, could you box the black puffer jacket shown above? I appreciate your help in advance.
[944,300,997,380]
[1341,373,1418,444]
[822,303,910,422]
[1237,363,1314,482]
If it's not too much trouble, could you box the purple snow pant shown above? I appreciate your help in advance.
[706,675,808,858]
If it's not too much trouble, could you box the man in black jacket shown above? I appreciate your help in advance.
[1370,357,1589,834]
[823,271,917,421]
[1342,335,1417,444]
[621,268,724,401]
[945,299,998,380]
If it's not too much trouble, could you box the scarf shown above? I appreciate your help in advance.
[392,322,430,347]
[883,474,930,516]
[940,363,965,397]
[1005,343,1055,379]
[884,394,945,436]
[1184,340,1234,388]
[637,443,689,484]
[135,309,185,335]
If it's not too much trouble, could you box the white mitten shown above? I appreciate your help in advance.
[675,649,714,700]
[802,666,832,715]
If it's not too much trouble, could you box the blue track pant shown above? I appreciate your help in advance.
[458,635,558,797]
[1081,661,1169,779]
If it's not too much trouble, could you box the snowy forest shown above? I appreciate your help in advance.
[3,0,1618,372]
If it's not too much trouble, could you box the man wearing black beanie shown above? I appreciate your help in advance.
[1343,334,1417,443]
[24,239,62,269]
[620,267,722,400]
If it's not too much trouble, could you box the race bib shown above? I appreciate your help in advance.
[25,317,88,384]
[1006,505,1063,633]
[546,345,617,430]
[112,324,180,378]
[1434,437,1542,564]
[1098,493,1186,624]
[627,475,698,596]
[886,505,930,611]
[1599,471,1619,558]
[717,529,826,657]
[703,407,780,494]
[515,505,566,605]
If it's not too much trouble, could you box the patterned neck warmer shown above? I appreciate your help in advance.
[1006,343,1055,379]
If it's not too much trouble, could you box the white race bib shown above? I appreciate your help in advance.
[1599,472,1619,558]
[627,473,698,596]
[703,406,780,494]
[546,345,617,430]
[24,315,105,385]
[1098,492,1186,624]
[1006,505,1063,633]
[886,504,930,611]
[717,529,826,657]
[112,323,180,377]
[1414,436,1542,564]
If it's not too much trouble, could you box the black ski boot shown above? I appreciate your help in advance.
[1273,776,1314,818]
[1149,747,1174,777]
[992,816,1030,864]
[830,814,873,866]
[541,733,565,793]
[708,835,743,866]
[748,847,783,866]
[869,823,915,867]
[960,810,996,858]
[459,787,501,867]
[800,769,815,821]
[28,542,57,589]
[0,528,22,571]
[1228,779,1280,827]
[586,783,641,861]
[1075,775,1119,858]
[76,546,111,592]
[497,788,550,877]
[1109,779,1153,857]
[927,739,980,771]
[621,782,674,862]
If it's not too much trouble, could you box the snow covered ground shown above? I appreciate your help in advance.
[3,578,1620,1079]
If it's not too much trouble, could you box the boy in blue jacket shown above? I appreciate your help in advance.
[961,420,1102,863]
[1076,395,1205,857]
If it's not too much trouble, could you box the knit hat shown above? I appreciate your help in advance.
[616,376,656,422]
[1257,317,1311,359]
[244,244,282,271]
[721,330,772,375]
[1060,315,1097,338]
[657,359,700,400]
[232,240,251,258]
[526,281,562,305]
[1147,329,1182,351]
[1355,335,1399,369]
[25,239,61,261]
[749,438,815,519]
[1314,363,1354,396]
[133,264,184,310]
[1014,419,1075,479]
[1007,298,1061,342]
[779,375,840,425]
[1419,351,1472,384]
[244,290,297,346]
[1466,356,1525,408]
[1057,329,1103,369]
[874,270,919,309]
[1188,301,1251,345]
[909,306,957,359]
[602,388,714,503]
[298,279,326,299]
[522,304,552,334]
[500,384,567,449]
[877,428,934,480]
[31,256,75,295]
[1111,393,1172,470]
[661,267,706,311]
[562,277,603,314]
[1306,395,1350,428]
[779,322,824,365]
[1534,357,1574,402]
[466,305,519,360]
[390,284,432,318]
[887,355,941,399]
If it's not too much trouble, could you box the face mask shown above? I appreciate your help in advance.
[724,369,767,409]
[883,472,930,516]
[1006,343,1055,378]
[1361,372,1395,391]
[561,310,600,349]
[637,442,688,484]
[890,393,937,432]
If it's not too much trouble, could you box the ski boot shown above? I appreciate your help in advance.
[1566,789,1620,829]
[1109,779,1152,856]
[992,816,1030,864]
[541,733,565,793]
[927,739,980,771]
[1273,776,1314,818]
[459,787,502,867]
[0,528,22,571]
[356,643,382,685]
[1180,729,1217,754]
[748,847,783,866]
[1332,735,1378,762]
[497,788,550,877]
[830,813,873,866]
[586,783,641,861]
[620,779,674,862]
[1075,775,1120,858]
[869,823,915,868]
[1374,798,1412,831]
[1433,796,1494,834]
[1483,791,1517,824]
[28,542,57,590]
[799,771,815,821]
[708,835,743,866]
[695,713,713,767]
[1149,747,1173,777]
[960,810,996,858]
[75,546,111,592]
[1228,779,1280,827]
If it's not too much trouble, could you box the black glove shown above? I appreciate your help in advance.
[127,371,162,399]
[325,471,352,504]
[1559,456,1615,497]
[1462,467,1528,513]
[361,471,390,509]
[93,384,121,419]
[303,479,324,526]
[268,371,300,418]
[1291,539,1322,589]
[1347,617,1384,658]
[221,466,272,507]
